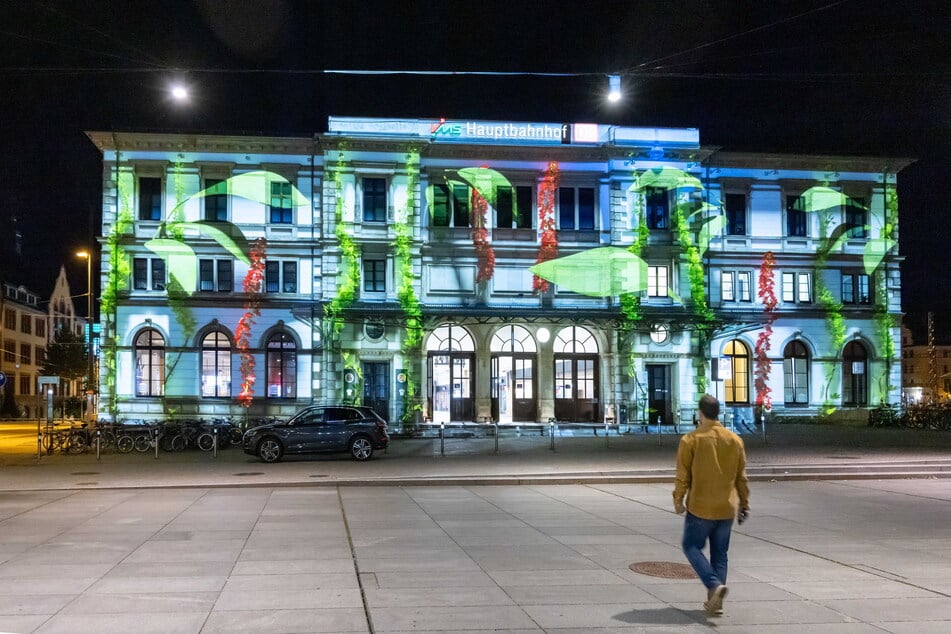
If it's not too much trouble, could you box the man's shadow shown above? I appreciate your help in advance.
[613,607,715,626]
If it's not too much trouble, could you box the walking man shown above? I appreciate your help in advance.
[673,394,750,616]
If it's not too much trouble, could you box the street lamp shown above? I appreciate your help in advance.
[76,250,94,421]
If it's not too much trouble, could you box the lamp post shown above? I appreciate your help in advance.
[76,250,94,421]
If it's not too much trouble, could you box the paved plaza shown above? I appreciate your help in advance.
[0,423,949,632]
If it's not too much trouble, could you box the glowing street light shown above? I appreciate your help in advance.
[607,75,622,102]
[170,84,189,102]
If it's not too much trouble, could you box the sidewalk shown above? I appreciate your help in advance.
[2,423,950,491]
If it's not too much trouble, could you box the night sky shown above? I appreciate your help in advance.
[2,0,948,339]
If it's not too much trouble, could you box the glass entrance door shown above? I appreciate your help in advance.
[491,355,536,423]
[553,355,599,421]
[429,353,475,422]
[362,361,389,420]
[646,363,671,425]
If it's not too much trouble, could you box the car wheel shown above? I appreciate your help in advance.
[257,437,283,463]
[349,436,374,461]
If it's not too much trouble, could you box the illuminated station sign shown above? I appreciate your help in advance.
[327,117,699,148]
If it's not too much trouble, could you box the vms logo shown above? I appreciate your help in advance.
[431,118,462,138]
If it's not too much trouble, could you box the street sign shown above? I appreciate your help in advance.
[38,375,60,386]
[0,371,6,387]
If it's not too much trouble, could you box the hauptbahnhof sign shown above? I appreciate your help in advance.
[327,117,699,148]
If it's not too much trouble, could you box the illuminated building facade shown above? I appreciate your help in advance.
[87,118,909,425]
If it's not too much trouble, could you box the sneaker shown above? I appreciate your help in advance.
[704,584,728,615]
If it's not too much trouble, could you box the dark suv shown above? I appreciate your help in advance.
[243,405,389,463]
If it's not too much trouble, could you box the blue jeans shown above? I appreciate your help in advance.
[682,512,733,589]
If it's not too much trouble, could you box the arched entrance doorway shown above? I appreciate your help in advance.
[490,325,537,423]
[426,324,475,422]
[553,326,599,422]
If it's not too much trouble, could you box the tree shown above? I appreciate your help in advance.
[41,327,87,384]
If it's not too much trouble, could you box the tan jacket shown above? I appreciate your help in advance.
[673,420,750,520]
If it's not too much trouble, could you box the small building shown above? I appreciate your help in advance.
[86,117,910,426]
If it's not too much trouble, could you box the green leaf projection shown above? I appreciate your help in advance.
[529,247,648,297]
[630,166,702,192]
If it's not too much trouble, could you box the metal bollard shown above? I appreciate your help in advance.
[155,431,160,459]
[494,422,499,454]
[213,427,218,459]
[96,429,101,461]
[440,422,445,456]
[549,420,555,451]
[657,415,663,446]
[605,421,610,448]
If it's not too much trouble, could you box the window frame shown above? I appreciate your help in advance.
[264,260,298,294]
[362,258,386,293]
[647,265,669,298]
[783,340,809,405]
[203,178,229,222]
[557,186,596,231]
[724,339,750,405]
[781,271,812,304]
[269,181,294,224]
[199,258,234,293]
[200,331,232,398]
[133,257,167,292]
[134,328,165,397]
[785,194,808,237]
[841,272,872,305]
[723,193,747,236]
[266,332,297,399]
[645,187,669,230]
[138,176,163,221]
[361,177,387,223]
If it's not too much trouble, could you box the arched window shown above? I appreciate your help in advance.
[134,328,165,397]
[426,324,475,423]
[783,340,809,405]
[490,325,536,353]
[201,331,232,398]
[266,332,297,399]
[553,326,598,354]
[843,341,868,406]
[724,339,750,404]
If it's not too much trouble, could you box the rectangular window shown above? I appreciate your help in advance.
[647,266,669,297]
[515,185,533,228]
[133,257,166,291]
[269,181,293,224]
[786,195,807,237]
[452,184,470,228]
[4,309,14,330]
[265,261,297,293]
[363,259,386,292]
[557,187,595,231]
[203,178,228,221]
[496,186,513,228]
[3,339,14,363]
[845,197,867,238]
[35,348,45,366]
[782,272,812,303]
[138,177,162,221]
[36,318,45,338]
[724,193,746,235]
[431,184,450,227]
[362,177,387,223]
[199,259,233,292]
[645,187,669,230]
[20,343,30,366]
[721,271,752,302]
[19,374,31,396]
[842,273,871,304]
[721,271,735,302]
[737,271,752,302]
[20,314,31,334]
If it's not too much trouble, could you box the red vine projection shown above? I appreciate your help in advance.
[533,161,560,293]
[470,187,495,283]
[236,238,266,408]
[754,251,778,410]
